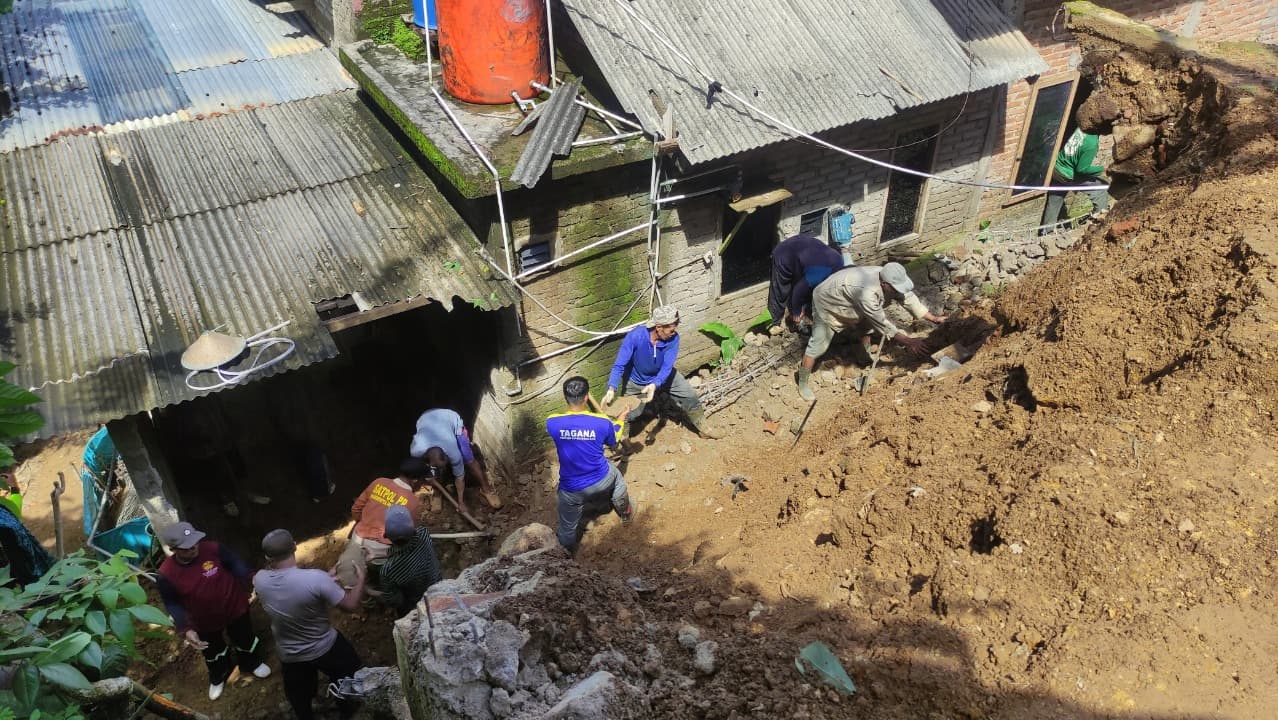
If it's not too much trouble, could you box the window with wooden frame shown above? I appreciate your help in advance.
[1009,73,1079,199]
[879,125,940,243]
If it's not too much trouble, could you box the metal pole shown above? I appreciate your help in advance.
[530,82,645,131]
[654,186,725,205]
[51,473,66,558]
[544,0,556,87]
[572,131,643,148]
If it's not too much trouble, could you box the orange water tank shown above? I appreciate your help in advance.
[437,0,549,105]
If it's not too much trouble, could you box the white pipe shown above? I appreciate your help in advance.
[650,150,664,306]
[544,0,556,87]
[516,327,634,367]
[475,250,643,338]
[529,81,645,131]
[654,186,723,205]
[661,165,738,187]
[515,222,649,279]
[430,88,515,278]
[572,131,643,147]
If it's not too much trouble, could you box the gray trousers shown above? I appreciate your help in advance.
[621,371,701,421]
[556,464,628,551]
[1041,172,1109,233]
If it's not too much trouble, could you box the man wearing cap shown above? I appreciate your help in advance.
[409,408,502,518]
[254,529,365,720]
[798,263,947,400]
[602,305,723,440]
[768,233,847,334]
[378,505,444,616]
[349,458,431,575]
[548,376,634,554]
[156,522,270,701]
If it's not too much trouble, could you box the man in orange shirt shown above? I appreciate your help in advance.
[347,459,431,578]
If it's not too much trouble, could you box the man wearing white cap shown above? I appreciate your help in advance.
[602,305,723,439]
[156,522,270,701]
[798,263,947,400]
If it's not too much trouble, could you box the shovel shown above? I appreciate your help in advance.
[854,335,889,394]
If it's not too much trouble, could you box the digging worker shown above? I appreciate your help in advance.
[548,376,634,554]
[768,233,846,334]
[156,522,271,702]
[378,504,444,616]
[603,305,723,439]
[798,263,946,400]
[409,408,502,518]
[255,529,365,720]
[348,458,431,581]
[1040,101,1115,234]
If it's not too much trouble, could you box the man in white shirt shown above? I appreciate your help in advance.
[798,262,946,400]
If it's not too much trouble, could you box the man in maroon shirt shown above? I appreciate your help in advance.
[156,522,271,701]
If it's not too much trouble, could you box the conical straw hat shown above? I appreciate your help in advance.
[181,331,248,371]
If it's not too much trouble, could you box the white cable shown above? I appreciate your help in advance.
[183,322,297,392]
[602,0,1109,194]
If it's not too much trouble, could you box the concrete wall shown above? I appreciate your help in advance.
[494,92,998,454]
[982,0,1276,217]
[297,0,358,45]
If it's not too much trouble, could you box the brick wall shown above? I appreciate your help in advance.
[491,93,1000,456]
[981,0,1275,217]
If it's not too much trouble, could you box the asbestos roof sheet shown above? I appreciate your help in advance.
[510,79,587,188]
[561,0,1049,165]
[0,133,120,253]
[176,49,354,115]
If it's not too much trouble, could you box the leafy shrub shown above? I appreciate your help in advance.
[0,552,172,718]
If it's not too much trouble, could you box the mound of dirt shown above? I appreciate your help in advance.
[560,22,1278,720]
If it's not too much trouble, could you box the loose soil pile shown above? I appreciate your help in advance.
[547,29,1278,720]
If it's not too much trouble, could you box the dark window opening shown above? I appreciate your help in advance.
[313,294,358,321]
[1010,75,1079,198]
[518,241,552,273]
[798,208,827,238]
[879,126,939,242]
[720,203,781,294]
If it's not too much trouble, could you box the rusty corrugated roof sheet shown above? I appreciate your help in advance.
[561,0,1048,165]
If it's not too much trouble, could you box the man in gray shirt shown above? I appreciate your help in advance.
[254,529,366,720]
[798,263,946,400]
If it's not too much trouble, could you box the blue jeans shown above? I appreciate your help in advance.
[556,464,628,551]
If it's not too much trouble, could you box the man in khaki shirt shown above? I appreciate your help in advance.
[798,263,946,400]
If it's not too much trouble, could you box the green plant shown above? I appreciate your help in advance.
[0,362,43,468]
[698,311,773,367]
[0,551,172,718]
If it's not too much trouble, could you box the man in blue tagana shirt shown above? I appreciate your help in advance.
[602,305,723,439]
[546,376,633,553]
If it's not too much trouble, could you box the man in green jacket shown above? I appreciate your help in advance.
[1040,103,1113,234]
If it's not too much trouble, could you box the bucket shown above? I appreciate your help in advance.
[411,0,437,30]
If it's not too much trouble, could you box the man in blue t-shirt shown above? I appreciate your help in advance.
[546,376,634,553]
[602,305,723,439]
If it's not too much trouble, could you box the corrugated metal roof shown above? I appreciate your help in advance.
[561,0,1048,165]
[0,133,120,253]
[61,0,190,124]
[176,49,354,115]
[510,79,586,188]
[0,0,513,436]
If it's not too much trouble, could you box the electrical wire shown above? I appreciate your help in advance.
[602,0,1109,194]
[183,322,297,392]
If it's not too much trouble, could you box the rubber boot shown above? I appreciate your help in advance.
[797,368,816,401]
[686,408,725,440]
[613,493,635,523]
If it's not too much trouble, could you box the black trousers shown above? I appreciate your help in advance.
[281,632,362,720]
[199,612,263,685]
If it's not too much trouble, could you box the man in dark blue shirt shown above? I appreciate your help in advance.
[602,305,722,439]
[768,234,846,332]
[547,376,634,553]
